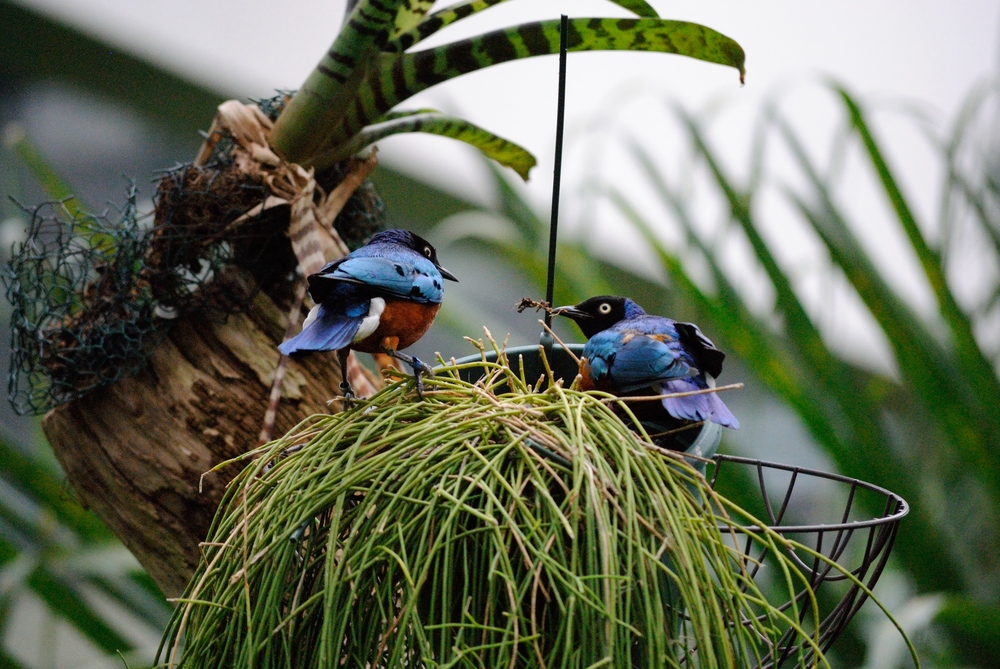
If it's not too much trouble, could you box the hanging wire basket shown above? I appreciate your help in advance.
[456,342,908,666]
[706,454,908,667]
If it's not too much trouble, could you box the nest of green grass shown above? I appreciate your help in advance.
[158,342,898,669]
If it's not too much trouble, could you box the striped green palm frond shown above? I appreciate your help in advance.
[271,2,745,178]
[607,0,661,17]
[386,0,510,52]
[386,0,661,53]
[272,0,434,162]
[320,110,537,180]
[340,18,745,152]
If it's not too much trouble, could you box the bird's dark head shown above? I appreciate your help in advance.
[553,295,646,339]
[370,229,458,282]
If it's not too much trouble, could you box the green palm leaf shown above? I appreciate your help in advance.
[485,161,547,246]
[332,17,745,157]
[0,440,169,657]
[319,111,537,180]
[389,0,435,39]
[273,2,744,170]
[836,86,1000,439]
[650,114,958,514]
[607,0,660,18]
[388,0,509,52]
[388,0,661,54]
[775,120,1000,504]
[273,0,432,161]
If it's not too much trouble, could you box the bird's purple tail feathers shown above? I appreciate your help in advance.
[278,304,363,355]
[659,378,740,429]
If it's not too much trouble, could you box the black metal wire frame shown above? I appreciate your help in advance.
[705,454,908,667]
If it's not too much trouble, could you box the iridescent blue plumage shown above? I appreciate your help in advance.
[279,229,453,356]
[583,318,695,392]
[556,296,739,432]
[312,253,445,304]
[278,229,457,399]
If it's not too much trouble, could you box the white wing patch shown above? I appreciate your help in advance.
[353,297,386,343]
[301,304,322,331]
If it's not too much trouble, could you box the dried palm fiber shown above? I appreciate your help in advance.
[159,345,890,669]
[27,98,384,595]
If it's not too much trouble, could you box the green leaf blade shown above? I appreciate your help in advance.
[570,19,745,81]
[607,0,660,18]
[338,18,745,151]
[26,563,134,655]
[326,112,537,180]
[837,86,1000,440]
[387,0,509,53]
[773,117,1000,505]
[272,0,413,163]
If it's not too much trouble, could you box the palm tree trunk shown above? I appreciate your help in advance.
[40,101,379,596]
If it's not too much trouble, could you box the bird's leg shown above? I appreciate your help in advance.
[336,349,356,407]
[383,349,434,399]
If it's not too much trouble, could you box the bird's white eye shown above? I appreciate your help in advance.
[423,246,433,258]
[599,303,612,314]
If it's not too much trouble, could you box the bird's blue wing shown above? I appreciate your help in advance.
[314,256,444,304]
[278,301,367,355]
[585,331,694,392]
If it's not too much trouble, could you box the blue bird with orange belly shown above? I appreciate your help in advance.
[554,296,738,450]
[279,229,457,399]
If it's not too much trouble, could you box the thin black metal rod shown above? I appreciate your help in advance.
[544,14,569,327]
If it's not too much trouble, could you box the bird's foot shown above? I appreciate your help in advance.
[339,382,357,409]
[410,356,434,400]
[385,350,435,399]
[409,356,435,378]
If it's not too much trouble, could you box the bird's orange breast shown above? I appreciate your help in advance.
[353,299,441,353]
[579,358,617,392]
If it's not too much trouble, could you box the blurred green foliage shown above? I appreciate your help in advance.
[0,435,171,667]
[432,79,1000,667]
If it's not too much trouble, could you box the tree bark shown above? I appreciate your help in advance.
[42,287,349,597]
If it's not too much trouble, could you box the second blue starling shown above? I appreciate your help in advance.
[555,295,739,450]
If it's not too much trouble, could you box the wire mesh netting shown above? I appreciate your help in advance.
[3,168,283,414]
[3,94,387,414]
[5,190,161,414]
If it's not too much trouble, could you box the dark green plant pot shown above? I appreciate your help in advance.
[450,343,722,463]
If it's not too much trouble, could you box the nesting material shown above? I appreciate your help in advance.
[2,95,392,415]
[160,347,856,668]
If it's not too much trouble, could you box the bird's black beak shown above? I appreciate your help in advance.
[552,305,588,320]
[438,265,459,282]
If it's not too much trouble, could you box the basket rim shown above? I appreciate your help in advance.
[710,453,909,534]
